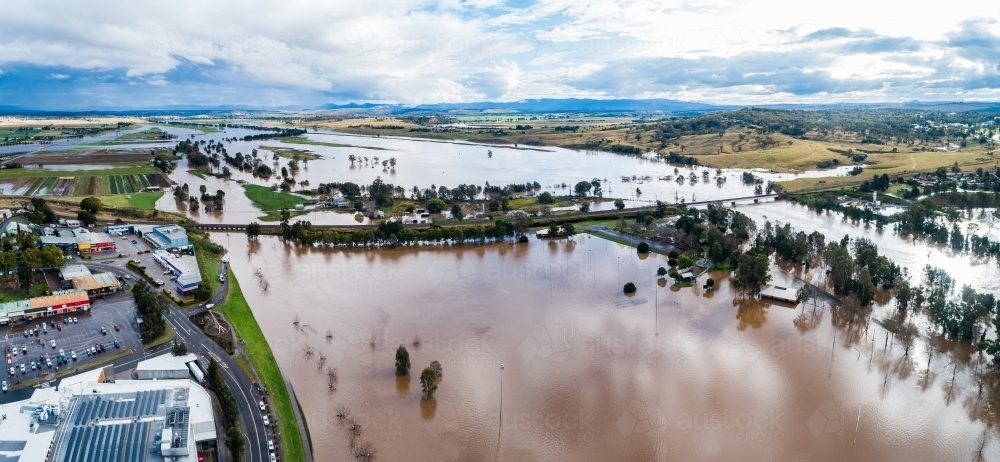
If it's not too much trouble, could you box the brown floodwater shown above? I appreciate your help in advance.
[216,203,1000,461]
[156,130,857,223]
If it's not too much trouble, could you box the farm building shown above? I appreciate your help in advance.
[760,285,799,303]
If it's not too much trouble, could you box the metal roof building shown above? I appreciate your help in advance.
[59,263,92,280]
[760,285,799,303]
[136,353,199,380]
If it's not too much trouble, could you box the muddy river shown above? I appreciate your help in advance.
[154,129,857,223]
[216,200,1000,461]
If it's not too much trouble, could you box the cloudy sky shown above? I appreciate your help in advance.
[1,0,999,109]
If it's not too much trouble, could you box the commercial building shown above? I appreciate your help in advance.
[1,361,218,462]
[0,291,90,324]
[59,264,92,280]
[137,225,189,250]
[106,223,135,235]
[71,272,123,295]
[75,232,117,253]
[136,353,200,380]
[152,250,202,293]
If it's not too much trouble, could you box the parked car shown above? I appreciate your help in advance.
[71,351,77,360]
[8,367,14,376]
[46,359,51,367]
[113,340,120,349]
[59,349,64,356]
[2,381,6,392]
[19,364,25,374]
[259,401,266,411]
[56,324,61,331]
[72,317,78,323]
[50,340,56,349]
[101,327,107,335]
[90,347,96,355]
[268,440,274,451]
[114,324,120,331]
[262,415,270,426]
[205,303,215,309]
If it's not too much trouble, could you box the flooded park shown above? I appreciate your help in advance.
[214,197,1000,461]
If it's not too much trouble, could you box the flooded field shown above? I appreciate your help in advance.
[155,130,856,223]
[218,201,1000,461]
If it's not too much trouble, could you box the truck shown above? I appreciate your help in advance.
[187,361,205,383]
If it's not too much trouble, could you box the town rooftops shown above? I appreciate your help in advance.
[75,232,114,245]
[71,272,121,292]
[59,263,91,280]
[29,291,90,310]
[137,353,199,375]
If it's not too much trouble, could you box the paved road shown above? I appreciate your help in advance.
[86,263,272,462]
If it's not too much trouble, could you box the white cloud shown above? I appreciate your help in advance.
[48,73,69,79]
[0,0,997,106]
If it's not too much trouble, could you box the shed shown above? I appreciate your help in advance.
[760,285,799,303]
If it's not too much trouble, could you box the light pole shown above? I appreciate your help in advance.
[499,364,505,418]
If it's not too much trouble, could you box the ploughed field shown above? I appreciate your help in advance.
[0,173,169,196]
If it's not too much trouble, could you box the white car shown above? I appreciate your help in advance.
[71,351,77,360]
[259,401,265,411]
[1,381,6,392]
[268,440,274,451]
[270,453,276,462]
[205,303,215,309]
[262,415,269,426]
[59,349,64,356]
[50,340,56,348]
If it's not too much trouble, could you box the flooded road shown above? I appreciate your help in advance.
[217,204,1000,461]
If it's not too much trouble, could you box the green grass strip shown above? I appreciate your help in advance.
[217,267,305,462]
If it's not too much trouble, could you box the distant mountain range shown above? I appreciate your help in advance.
[2,99,999,116]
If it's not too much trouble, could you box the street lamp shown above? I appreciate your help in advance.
[499,364,505,418]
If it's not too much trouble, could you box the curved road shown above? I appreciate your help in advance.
[85,263,271,462]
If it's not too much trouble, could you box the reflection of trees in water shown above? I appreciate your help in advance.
[793,305,824,334]
[420,396,437,420]
[733,297,767,330]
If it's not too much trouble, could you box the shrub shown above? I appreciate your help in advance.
[518,235,529,243]
[668,258,677,267]
[668,250,679,259]
[637,242,650,253]
[657,267,667,277]
[706,278,715,287]
[537,192,555,204]
[623,282,637,293]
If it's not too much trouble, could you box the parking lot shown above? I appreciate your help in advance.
[1,296,142,385]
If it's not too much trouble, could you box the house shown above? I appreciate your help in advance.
[329,193,349,207]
